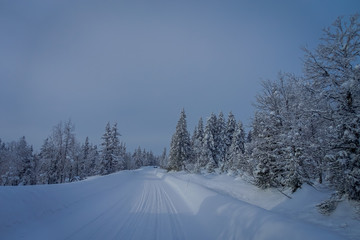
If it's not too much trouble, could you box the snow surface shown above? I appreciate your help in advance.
[0,167,357,240]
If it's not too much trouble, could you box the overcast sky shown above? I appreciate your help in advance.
[1,0,359,154]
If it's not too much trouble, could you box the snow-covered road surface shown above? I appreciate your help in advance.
[0,167,348,240]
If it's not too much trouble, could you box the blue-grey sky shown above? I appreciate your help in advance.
[1,0,359,154]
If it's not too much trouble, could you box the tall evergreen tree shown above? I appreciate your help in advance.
[200,115,217,172]
[100,122,113,175]
[217,112,226,168]
[111,123,125,171]
[226,121,246,173]
[79,137,90,179]
[192,118,204,171]
[225,112,236,149]
[169,109,191,171]
[16,136,34,185]
[133,146,143,169]
[159,147,168,169]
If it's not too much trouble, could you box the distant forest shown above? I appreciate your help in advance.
[1,15,359,205]
[0,120,167,185]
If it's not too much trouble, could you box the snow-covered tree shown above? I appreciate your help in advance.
[225,112,236,149]
[226,121,246,174]
[16,136,35,185]
[100,122,113,175]
[192,118,204,171]
[78,137,100,178]
[169,109,192,171]
[304,14,360,200]
[200,115,217,173]
[100,122,124,174]
[216,112,227,169]
[0,137,35,186]
[133,146,143,169]
[251,111,285,189]
[159,147,168,169]
[79,137,91,179]
[37,120,78,184]
[111,123,125,171]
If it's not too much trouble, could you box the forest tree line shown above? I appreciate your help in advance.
[0,120,167,186]
[168,14,360,201]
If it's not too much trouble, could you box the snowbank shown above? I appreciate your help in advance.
[0,167,356,240]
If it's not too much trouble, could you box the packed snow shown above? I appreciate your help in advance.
[0,167,358,240]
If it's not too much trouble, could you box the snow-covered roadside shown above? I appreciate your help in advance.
[0,167,357,240]
[167,170,360,240]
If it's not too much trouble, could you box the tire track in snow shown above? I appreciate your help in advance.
[113,172,187,240]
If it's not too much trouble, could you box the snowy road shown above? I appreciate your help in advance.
[0,167,347,240]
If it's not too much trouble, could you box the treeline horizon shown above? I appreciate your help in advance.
[0,120,167,186]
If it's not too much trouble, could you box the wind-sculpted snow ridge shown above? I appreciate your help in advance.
[0,167,350,240]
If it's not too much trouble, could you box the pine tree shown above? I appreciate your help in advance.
[16,136,34,185]
[133,146,143,169]
[111,123,125,171]
[88,145,100,175]
[101,122,113,175]
[192,118,204,171]
[160,148,168,168]
[169,109,191,171]
[216,112,226,169]
[251,111,285,189]
[200,116,217,172]
[221,112,237,172]
[79,137,90,179]
[226,121,246,173]
[225,112,236,149]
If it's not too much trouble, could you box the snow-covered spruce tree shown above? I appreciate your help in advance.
[100,122,113,175]
[38,137,56,184]
[133,146,143,169]
[251,73,318,192]
[80,138,100,176]
[79,137,90,179]
[0,137,35,186]
[79,137,101,179]
[304,14,360,200]
[169,109,192,171]
[225,112,236,150]
[251,111,284,189]
[216,112,227,170]
[207,113,219,167]
[252,79,293,189]
[143,149,156,166]
[111,123,126,171]
[199,115,217,173]
[16,136,35,185]
[192,118,204,172]
[159,147,168,169]
[221,112,237,172]
[228,121,246,174]
[88,145,100,175]
[101,122,127,174]
[141,149,147,166]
